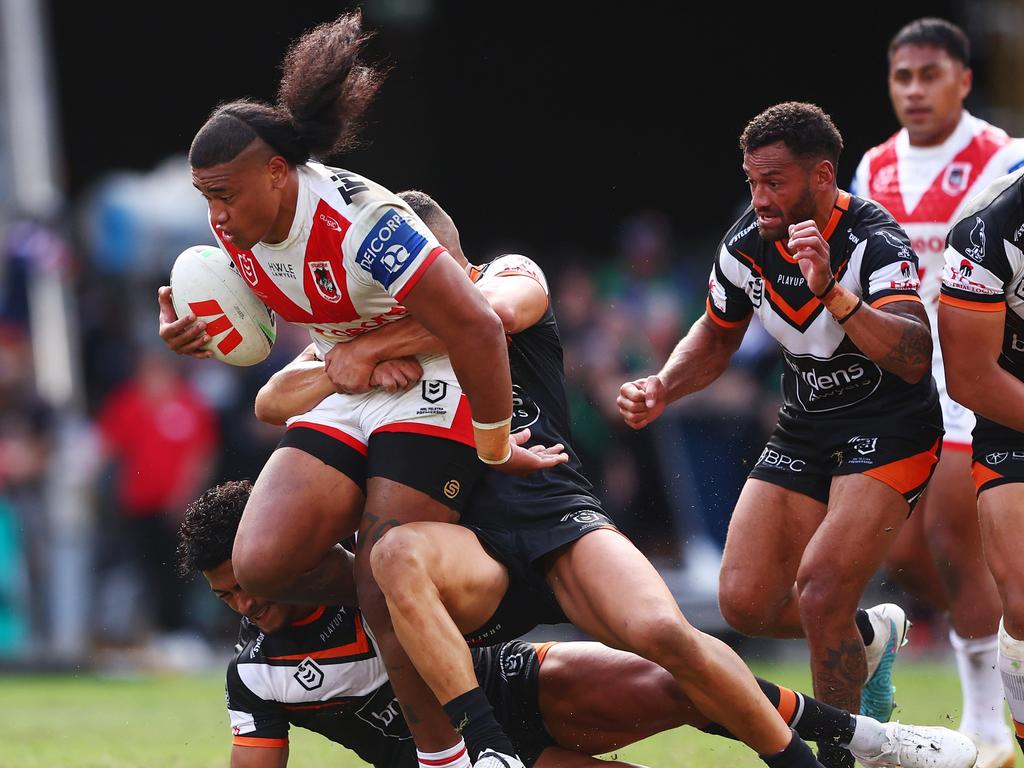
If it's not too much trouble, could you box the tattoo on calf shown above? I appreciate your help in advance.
[814,638,866,713]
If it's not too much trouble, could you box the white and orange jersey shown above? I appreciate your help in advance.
[211,162,448,357]
[853,111,1024,314]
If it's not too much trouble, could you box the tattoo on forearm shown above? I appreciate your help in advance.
[880,318,931,374]
[813,638,866,713]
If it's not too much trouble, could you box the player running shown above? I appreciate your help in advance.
[852,19,1024,764]
[618,102,943,768]
[156,11,564,766]
[938,166,1024,763]
[178,479,978,768]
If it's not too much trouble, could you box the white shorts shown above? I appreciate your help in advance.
[933,350,974,449]
[284,353,473,449]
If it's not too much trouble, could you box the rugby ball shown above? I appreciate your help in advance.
[169,245,276,366]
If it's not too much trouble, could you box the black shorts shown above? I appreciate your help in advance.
[747,408,943,510]
[461,556,567,647]
[971,421,1024,495]
[278,425,367,493]
[473,640,555,768]
[367,432,483,512]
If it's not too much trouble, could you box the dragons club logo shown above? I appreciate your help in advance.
[309,261,342,303]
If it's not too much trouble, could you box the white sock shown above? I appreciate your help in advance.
[418,739,471,768]
[951,628,1010,743]
[847,714,887,755]
[997,620,1024,739]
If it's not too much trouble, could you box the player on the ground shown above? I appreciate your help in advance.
[178,479,978,768]
[156,12,565,768]
[257,189,835,768]
[852,19,1024,764]
[618,102,943,768]
[938,166,1024,763]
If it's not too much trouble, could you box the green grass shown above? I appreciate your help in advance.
[0,661,1018,767]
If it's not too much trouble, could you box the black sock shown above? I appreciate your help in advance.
[760,729,822,768]
[1016,734,1024,757]
[755,679,856,749]
[855,609,874,646]
[442,688,515,762]
[816,740,854,768]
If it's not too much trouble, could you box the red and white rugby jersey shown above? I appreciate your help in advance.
[853,111,1024,314]
[210,162,449,356]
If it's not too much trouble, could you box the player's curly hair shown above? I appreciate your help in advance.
[888,17,969,66]
[189,10,386,168]
[176,480,252,578]
[739,101,843,169]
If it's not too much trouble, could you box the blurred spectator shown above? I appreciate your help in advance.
[93,346,219,647]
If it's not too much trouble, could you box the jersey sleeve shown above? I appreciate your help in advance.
[477,254,550,295]
[850,152,871,198]
[706,245,753,327]
[939,214,1009,311]
[857,228,923,307]
[225,660,290,748]
[345,201,448,303]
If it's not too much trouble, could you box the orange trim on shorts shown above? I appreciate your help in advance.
[776,686,798,724]
[394,246,446,303]
[233,736,288,748]
[863,438,940,495]
[938,294,1005,312]
[532,641,558,666]
[870,294,923,309]
[1013,720,1024,739]
[705,298,750,328]
[971,461,1005,495]
[371,394,475,448]
[287,421,368,456]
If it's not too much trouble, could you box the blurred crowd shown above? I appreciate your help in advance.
[0,155,786,669]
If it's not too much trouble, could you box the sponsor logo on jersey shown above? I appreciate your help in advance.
[356,209,428,289]
[958,259,973,277]
[747,276,764,307]
[237,253,259,286]
[941,162,972,195]
[421,380,448,404]
[1015,221,1024,242]
[965,217,986,262]
[511,384,540,432]
[847,228,861,246]
[356,687,412,740]
[728,218,759,247]
[945,264,1000,296]
[308,260,342,303]
[318,212,342,232]
[784,352,882,413]
[250,631,265,659]
[268,262,297,280]
[294,657,325,691]
[870,165,897,195]
[318,608,348,644]
[1011,333,1024,353]
[756,447,806,472]
[776,274,806,287]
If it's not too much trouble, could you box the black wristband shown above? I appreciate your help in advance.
[813,276,837,299]
[837,297,863,325]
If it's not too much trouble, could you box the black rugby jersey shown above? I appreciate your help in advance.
[707,191,938,422]
[940,168,1024,437]
[226,606,545,768]
[461,255,600,525]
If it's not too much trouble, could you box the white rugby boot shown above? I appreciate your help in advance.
[861,603,911,722]
[850,722,979,768]
[473,749,526,768]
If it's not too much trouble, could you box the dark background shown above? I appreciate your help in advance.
[48,0,971,263]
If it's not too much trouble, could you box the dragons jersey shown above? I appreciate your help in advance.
[707,191,937,421]
[211,162,449,360]
[940,168,1024,441]
[225,606,550,768]
[853,111,1024,315]
[462,254,600,524]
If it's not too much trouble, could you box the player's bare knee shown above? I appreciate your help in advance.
[797,574,854,631]
[368,526,430,596]
[232,536,289,597]
[718,578,774,636]
[631,610,704,673]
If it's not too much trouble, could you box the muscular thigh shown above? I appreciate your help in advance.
[977,483,1024,591]
[537,641,701,754]
[720,478,824,599]
[238,446,365,568]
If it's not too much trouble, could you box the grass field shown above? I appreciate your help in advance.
[1,660,1019,768]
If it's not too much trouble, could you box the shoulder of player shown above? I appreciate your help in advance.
[948,170,1024,259]
[863,130,901,162]
[847,195,907,240]
[720,207,760,256]
[478,253,548,284]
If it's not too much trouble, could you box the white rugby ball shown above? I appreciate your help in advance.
[169,245,276,366]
